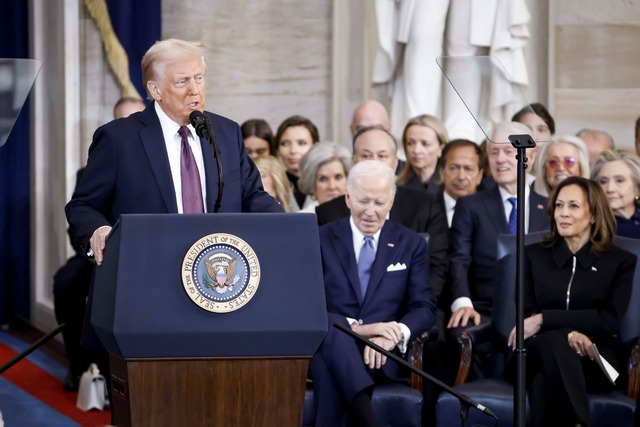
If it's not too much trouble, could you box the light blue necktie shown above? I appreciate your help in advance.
[357,236,376,300]
[507,197,517,235]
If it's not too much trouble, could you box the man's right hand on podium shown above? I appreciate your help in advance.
[90,226,112,265]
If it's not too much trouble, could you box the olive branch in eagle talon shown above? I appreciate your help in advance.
[201,273,213,288]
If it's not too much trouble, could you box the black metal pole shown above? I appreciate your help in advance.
[0,323,66,375]
[508,134,536,427]
[332,322,497,422]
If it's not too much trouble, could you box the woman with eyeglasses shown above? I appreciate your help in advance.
[592,149,640,238]
[533,135,590,197]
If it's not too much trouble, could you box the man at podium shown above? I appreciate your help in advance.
[65,38,282,265]
[310,160,437,427]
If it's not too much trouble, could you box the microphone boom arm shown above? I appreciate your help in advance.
[332,322,498,423]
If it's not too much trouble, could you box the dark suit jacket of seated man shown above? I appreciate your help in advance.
[315,185,448,314]
[310,160,436,427]
[446,123,551,365]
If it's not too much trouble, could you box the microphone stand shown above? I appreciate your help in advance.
[203,116,224,213]
[0,323,66,374]
[507,133,536,427]
[190,111,224,213]
[333,322,498,426]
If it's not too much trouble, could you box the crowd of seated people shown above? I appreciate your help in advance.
[240,102,640,426]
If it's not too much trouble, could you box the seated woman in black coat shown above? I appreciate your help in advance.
[507,176,637,427]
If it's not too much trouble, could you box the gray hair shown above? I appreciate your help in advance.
[533,135,591,197]
[592,149,640,207]
[298,142,352,197]
[489,121,533,142]
[346,160,396,196]
[576,128,615,150]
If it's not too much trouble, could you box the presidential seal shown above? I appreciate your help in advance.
[181,233,260,313]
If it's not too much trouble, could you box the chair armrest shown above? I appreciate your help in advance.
[453,322,493,386]
[627,337,640,400]
[409,330,429,391]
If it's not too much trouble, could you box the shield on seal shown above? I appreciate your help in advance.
[215,265,227,286]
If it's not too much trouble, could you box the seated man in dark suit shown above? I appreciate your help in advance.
[447,122,550,377]
[310,160,436,427]
[316,125,448,315]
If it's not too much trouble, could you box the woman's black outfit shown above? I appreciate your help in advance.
[521,240,636,426]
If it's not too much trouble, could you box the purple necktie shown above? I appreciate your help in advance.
[178,126,204,213]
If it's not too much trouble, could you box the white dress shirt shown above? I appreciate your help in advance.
[155,102,207,213]
[443,191,457,228]
[347,217,411,353]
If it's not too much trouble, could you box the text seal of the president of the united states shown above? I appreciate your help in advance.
[181,233,261,313]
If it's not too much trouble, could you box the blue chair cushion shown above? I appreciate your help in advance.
[303,382,423,427]
[436,379,636,427]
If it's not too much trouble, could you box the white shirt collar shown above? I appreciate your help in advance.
[443,191,457,227]
[154,102,197,141]
[498,183,530,203]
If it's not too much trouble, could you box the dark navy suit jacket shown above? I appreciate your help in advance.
[65,104,281,251]
[449,185,550,314]
[315,186,449,304]
[320,217,437,344]
[309,217,437,426]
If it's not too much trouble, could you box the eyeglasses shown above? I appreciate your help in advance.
[546,156,577,169]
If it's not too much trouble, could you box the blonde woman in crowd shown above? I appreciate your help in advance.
[533,135,590,197]
[397,114,449,195]
[254,155,292,212]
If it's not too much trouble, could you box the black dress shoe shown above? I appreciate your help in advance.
[63,369,80,392]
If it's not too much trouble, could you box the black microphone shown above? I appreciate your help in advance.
[188,110,224,213]
[189,110,211,140]
[332,322,498,421]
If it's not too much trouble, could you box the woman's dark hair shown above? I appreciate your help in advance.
[273,115,320,154]
[543,176,616,254]
[240,119,274,155]
[511,102,556,135]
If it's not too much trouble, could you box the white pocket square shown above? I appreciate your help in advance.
[386,263,407,272]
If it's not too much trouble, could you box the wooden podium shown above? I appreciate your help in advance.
[91,214,327,427]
